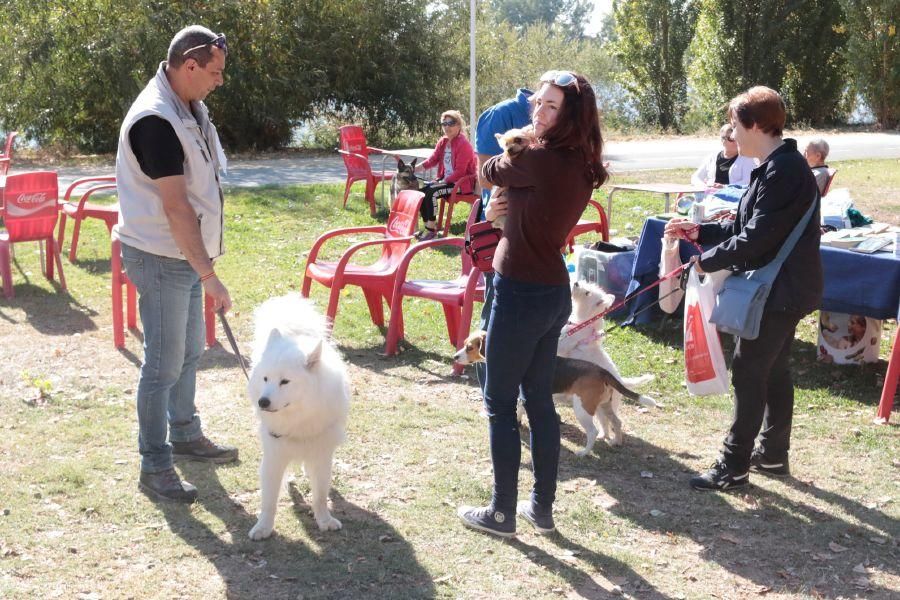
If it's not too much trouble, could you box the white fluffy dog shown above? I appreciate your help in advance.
[557,281,656,448]
[247,294,351,540]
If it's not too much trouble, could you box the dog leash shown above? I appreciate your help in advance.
[217,309,250,381]
[564,263,689,337]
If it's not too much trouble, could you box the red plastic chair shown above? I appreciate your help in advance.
[338,125,393,217]
[0,171,66,298]
[301,190,424,326]
[110,238,216,349]
[436,175,479,237]
[0,131,17,179]
[385,201,486,375]
[822,168,837,197]
[57,176,118,262]
[566,198,610,252]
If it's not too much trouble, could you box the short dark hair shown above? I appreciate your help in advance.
[535,73,609,189]
[167,25,219,68]
[728,86,786,137]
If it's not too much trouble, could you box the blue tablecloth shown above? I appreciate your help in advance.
[626,217,900,323]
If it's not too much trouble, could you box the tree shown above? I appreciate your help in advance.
[611,0,698,130]
[0,0,457,152]
[489,0,595,39]
[687,0,847,128]
[841,0,900,128]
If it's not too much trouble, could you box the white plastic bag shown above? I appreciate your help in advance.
[658,237,684,314]
[683,269,729,396]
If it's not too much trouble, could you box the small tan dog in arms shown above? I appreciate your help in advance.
[454,330,655,455]
[488,125,538,230]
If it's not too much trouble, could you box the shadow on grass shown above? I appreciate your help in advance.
[340,339,476,386]
[510,533,670,599]
[157,463,436,599]
[0,282,98,335]
[558,435,898,598]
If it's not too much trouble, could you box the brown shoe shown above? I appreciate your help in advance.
[139,468,198,503]
[172,435,239,464]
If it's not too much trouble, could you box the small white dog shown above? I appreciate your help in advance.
[247,294,351,540]
[556,281,656,449]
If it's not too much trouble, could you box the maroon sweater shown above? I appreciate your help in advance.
[483,146,592,284]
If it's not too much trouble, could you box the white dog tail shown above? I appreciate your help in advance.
[637,395,658,408]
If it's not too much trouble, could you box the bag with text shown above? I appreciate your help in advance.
[683,268,729,396]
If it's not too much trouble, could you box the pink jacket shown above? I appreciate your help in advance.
[421,134,477,194]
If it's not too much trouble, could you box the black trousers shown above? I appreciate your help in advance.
[722,309,804,472]
[419,181,454,223]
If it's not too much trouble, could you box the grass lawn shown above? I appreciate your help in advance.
[0,159,898,599]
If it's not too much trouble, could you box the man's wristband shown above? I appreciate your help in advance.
[199,270,216,283]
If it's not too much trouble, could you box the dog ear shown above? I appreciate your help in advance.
[397,158,406,170]
[306,339,323,368]
[266,328,282,346]
[410,158,417,170]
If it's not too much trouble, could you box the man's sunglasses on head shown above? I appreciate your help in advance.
[182,33,228,57]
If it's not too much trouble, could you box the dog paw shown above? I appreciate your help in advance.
[249,521,274,540]
[575,446,593,457]
[316,515,342,531]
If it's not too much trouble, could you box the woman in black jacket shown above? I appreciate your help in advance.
[666,86,822,491]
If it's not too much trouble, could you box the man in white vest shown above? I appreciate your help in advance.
[113,25,237,503]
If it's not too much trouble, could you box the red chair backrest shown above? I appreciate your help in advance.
[822,168,837,197]
[339,125,373,179]
[386,190,423,239]
[2,171,59,242]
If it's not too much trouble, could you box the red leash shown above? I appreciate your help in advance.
[564,263,689,337]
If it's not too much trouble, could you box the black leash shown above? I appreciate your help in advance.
[217,309,249,381]
[603,267,692,335]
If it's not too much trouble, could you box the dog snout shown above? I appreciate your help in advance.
[258,397,271,409]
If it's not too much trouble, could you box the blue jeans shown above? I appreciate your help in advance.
[121,243,204,473]
[474,275,493,393]
[484,273,571,513]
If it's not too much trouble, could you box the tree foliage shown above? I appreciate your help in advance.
[611,0,699,130]
[840,0,900,128]
[686,0,846,127]
[0,0,456,152]
[489,0,595,40]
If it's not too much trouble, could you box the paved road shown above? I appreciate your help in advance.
[13,131,900,192]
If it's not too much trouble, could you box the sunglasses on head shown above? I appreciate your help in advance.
[540,70,580,94]
[440,119,458,127]
[182,33,228,57]
[721,134,734,141]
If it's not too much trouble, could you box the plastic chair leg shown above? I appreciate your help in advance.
[876,327,899,423]
[342,179,353,208]
[362,288,384,326]
[68,218,83,263]
[111,245,125,348]
[0,242,12,299]
[384,296,404,356]
[442,202,456,237]
[50,239,66,290]
[56,213,68,262]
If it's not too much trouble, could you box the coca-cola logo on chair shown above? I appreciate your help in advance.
[6,191,55,217]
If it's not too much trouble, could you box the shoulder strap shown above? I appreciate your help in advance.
[753,196,818,282]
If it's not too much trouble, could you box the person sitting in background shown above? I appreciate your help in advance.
[414,110,476,241]
[691,124,756,188]
[803,138,830,196]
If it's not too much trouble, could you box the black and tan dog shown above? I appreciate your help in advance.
[454,331,655,455]
[390,158,419,203]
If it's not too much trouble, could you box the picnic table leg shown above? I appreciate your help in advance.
[607,189,618,225]
[875,326,899,424]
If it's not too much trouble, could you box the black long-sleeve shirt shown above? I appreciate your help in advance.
[698,139,823,315]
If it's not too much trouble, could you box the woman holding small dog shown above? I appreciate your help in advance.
[665,86,822,491]
[458,71,608,536]
[414,110,476,241]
